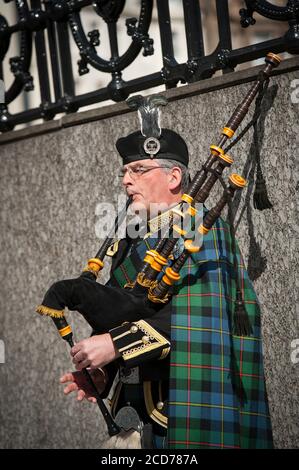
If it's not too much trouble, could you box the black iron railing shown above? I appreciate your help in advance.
[0,0,298,132]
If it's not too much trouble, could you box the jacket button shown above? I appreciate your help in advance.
[130,325,138,333]
[157,401,164,410]
[142,335,150,344]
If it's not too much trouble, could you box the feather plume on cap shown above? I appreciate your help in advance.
[126,95,168,138]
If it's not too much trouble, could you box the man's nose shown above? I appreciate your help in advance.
[122,170,133,186]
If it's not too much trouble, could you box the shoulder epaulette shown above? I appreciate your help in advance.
[106,240,120,257]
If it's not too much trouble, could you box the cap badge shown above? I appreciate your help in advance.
[143,137,160,158]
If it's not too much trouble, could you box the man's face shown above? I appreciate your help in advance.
[121,159,176,215]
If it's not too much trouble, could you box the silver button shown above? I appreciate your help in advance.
[142,335,150,344]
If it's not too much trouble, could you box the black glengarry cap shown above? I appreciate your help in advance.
[116,95,189,167]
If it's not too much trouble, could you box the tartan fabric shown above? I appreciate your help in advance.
[108,218,273,449]
[109,236,158,288]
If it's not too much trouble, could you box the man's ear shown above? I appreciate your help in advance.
[168,167,182,191]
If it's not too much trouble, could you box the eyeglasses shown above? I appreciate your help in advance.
[118,165,170,180]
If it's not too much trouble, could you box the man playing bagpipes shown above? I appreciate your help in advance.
[37,54,281,449]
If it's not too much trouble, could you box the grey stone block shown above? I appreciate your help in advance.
[0,60,298,448]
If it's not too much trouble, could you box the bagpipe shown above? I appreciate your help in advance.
[36,53,281,436]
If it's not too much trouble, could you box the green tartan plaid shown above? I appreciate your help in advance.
[109,217,273,449]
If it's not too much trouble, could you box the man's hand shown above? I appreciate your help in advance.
[60,369,106,403]
[70,333,120,371]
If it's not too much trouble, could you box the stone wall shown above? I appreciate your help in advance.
[0,57,298,448]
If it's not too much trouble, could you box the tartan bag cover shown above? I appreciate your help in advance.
[108,217,273,449]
